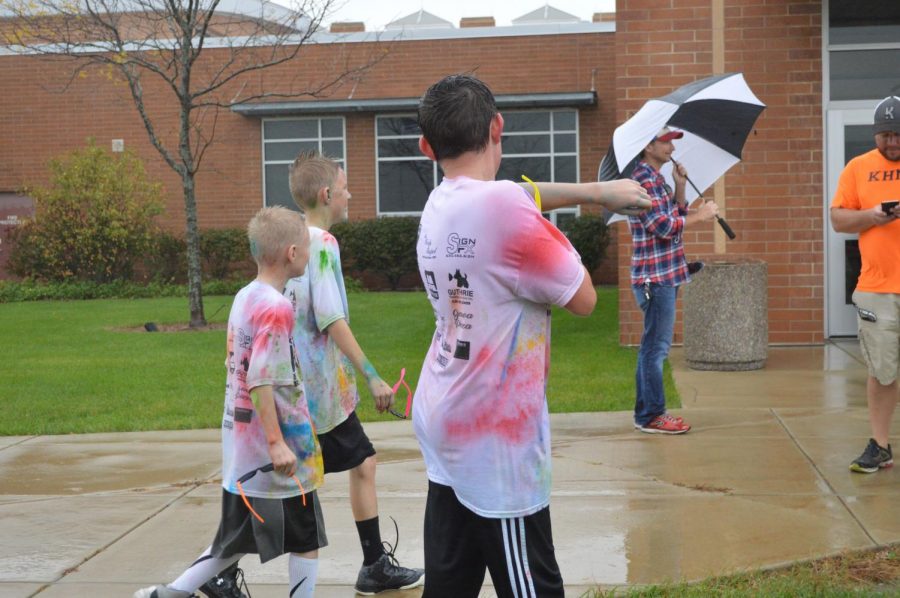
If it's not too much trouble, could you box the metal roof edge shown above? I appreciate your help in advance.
[232,92,597,116]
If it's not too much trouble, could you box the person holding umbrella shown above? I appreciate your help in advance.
[630,127,719,434]
[830,95,900,473]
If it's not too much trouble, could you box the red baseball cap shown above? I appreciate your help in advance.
[654,127,684,142]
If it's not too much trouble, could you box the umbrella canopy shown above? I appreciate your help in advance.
[599,73,765,226]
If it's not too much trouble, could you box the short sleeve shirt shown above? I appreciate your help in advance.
[831,148,900,294]
[413,176,585,518]
[221,281,323,499]
[285,227,359,434]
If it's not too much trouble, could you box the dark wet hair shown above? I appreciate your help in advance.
[417,74,498,161]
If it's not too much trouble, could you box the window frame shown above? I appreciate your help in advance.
[260,116,347,209]
[373,109,581,223]
[498,109,581,227]
[374,113,440,217]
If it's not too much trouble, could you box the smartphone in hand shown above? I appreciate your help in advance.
[881,200,899,214]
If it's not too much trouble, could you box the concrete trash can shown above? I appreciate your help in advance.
[682,260,767,371]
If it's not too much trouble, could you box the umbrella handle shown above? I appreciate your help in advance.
[683,173,737,240]
[716,215,736,240]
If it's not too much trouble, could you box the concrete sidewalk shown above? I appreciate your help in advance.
[3,341,900,597]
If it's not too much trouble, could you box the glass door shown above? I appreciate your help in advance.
[825,108,877,337]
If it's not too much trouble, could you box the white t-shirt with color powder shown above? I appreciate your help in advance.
[413,176,584,518]
[285,226,359,434]
[221,280,323,499]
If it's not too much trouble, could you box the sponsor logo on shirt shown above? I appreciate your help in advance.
[228,351,236,374]
[449,269,469,288]
[454,340,470,360]
[446,233,476,258]
[448,269,474,303]
[234,407,253,423]
[422,233,437,259]
[425,270,439,299]
[436,353,449,367]
[453,309,473,329]
[238,328,251,349]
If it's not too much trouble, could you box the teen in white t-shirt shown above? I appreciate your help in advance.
[414,176,583,518]
[414,74,650,598]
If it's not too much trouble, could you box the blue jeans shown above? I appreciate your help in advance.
[632,283,678,426]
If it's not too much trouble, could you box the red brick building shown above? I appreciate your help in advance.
[1,1,897,346]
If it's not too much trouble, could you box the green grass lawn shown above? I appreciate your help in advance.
[0,287,677,435]
[590,545,900,597]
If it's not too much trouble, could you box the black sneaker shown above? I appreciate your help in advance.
[355,553,424,595]
[850,438,893,473]
[354,519,424,595]
[199,563,250,598]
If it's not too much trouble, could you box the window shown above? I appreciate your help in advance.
[828,0,900,101]
[829,0,900,45]
[376,116,441,215]
[497,110,579,226]
[375,109,579,224]
[262,117,345,209]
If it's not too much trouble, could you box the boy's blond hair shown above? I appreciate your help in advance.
[288,150,340,212]
[247,206,307,266]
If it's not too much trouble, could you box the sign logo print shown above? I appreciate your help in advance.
[446,233,476,258]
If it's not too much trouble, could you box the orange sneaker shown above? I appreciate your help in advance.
[639,414,690,435]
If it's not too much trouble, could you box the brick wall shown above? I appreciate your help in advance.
[0,31,617,262]
[615,0,823,345]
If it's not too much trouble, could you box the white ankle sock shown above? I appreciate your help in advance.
[288,555,318,597]
[168,546,244,593]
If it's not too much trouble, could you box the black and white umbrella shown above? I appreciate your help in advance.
[599,72,766,236]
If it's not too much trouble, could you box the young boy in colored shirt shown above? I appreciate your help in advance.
[134,206,325,598]
[210,153,425,595]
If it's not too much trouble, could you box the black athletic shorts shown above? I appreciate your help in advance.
[210,488,327,563]
[318,411,376,474]
[422,481,564,598]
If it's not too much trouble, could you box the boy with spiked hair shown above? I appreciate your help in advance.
[285,150,424,594]
[134,206,325,598]
[413,74,650,597]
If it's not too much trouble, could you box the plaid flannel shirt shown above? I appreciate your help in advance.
[628,160,690,287]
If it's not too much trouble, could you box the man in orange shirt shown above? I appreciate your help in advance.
[831,95,900,473]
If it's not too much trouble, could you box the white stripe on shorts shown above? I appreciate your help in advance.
[501,517,537,598]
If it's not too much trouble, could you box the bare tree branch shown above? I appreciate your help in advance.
[0,0,385,327]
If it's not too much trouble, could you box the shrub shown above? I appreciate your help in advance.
[144,231,187,283]
[7,141,163,282]
[332,217,420,290]
[0,279,244,303]
[561,214,611,274]
[343,275,366,293]
[200,228,251,279]
[143,228,251,283]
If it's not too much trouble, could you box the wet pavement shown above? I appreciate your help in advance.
[4,340,900,597]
